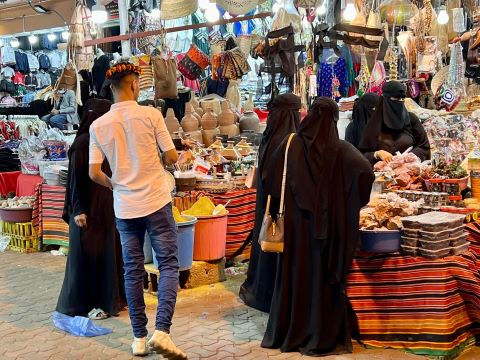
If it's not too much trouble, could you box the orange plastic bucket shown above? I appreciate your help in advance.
[191,213,228,261]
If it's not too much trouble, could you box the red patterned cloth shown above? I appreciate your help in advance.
[16,173,43,197]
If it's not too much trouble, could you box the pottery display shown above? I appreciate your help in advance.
[165,108,181,134]
[181,104,200,132]
[221,141,241,161]
[190,91,200,109]
[201,108,218,130]
[185,130,203,144]
[219,124,240,138]
[239,111,260,133]
[208,137,225,152]
[235,137,252,156]
[218,100,236,126]
[201,97,221,115]
[202,128,220,147]
[186,102,201,127]
[243,93,254,112]
[196,108,204,117]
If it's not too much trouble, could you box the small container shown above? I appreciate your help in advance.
[402,236,419,247]
[450,242,470,256]
[428,178,445,193]
[401,244,418,256]
[419,247,451,259]
[450,233,468,247]
[419,226,464,241]
[419,238,451,250]
[402,217,420,230]
[402,228,419,237]
[440,193,450,206]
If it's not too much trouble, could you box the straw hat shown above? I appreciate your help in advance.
[160,0,197,20]
[217,0,266,16]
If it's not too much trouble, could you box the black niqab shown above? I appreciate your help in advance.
[381,81,410,131]
[345,93,380,148]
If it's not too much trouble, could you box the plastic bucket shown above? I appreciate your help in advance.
[152,215,197,271]
[188,213,228,261]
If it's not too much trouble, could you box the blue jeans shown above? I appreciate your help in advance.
[41,114,68,130]
[115,204,179,338]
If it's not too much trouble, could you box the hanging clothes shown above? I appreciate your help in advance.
[317,58,347,98]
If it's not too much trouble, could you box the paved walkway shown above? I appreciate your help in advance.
[0,251,479,360]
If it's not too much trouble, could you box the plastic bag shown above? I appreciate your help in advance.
[51,311,112,337]
[0,236,10,252]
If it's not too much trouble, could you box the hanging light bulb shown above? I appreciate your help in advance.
[343,3,357,22]
[10,38,20,48]
[28,34,38,45]
[198,0,209,11]
[48,33,57,42]
[316,2,326,16]
[150,8,161,18]
[205,2,220,23]
[437,6,449,25]
[62,30,70,41]
[92,2,108,24]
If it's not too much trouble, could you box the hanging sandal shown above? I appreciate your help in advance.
[88,308,109,320]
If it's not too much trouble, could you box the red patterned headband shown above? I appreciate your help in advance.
[106,63,143,79]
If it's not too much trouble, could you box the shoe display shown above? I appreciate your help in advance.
[148,330,188,360]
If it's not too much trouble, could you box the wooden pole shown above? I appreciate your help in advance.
[84,12,273,47]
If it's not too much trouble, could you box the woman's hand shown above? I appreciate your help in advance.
[375,150,393,163]
[74,214,87,229]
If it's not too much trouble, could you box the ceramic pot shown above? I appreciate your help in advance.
[185,130,203,144]
[219,124,240,138]
[181,104,199,132]
[201,109,218,130]
[202,128,220,147]
[218,100,236,126]
[239,111,260,133]
[201,98,221,115]
[243,93,254,112]
[165,108,180,134]
[186,102,201,127]
[196,108,204,117]
[190,91,200,109]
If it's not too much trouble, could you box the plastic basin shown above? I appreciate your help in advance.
[360,230,402,253]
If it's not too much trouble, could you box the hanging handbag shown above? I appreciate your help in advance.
[152,56,178,99]
[258,133,295,253]
[178,44,210,80]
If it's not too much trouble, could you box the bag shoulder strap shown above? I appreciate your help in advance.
[279,133,295,216]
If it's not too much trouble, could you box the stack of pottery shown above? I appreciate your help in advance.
[218,100,239,138]
[181,103,203,143]
[165,108,181,134]
[239,110,260,133]
[201,108,220,147]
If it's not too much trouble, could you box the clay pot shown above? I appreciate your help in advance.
[165,108,180,134]
[202,128,220,147]
[196,108,204,117]
[243,93,254,112]
[219,124,240,138]
[201,109,218,130]
[185,130,203,144]
[181,104,199,132]
[186,101,201,127]
[239,111,260,133]
[201,98,221,115]
[218,100,236,126]
[190,91,200,109]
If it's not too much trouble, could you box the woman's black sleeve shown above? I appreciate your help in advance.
[409,113,431,161]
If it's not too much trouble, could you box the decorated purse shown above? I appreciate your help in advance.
[178,44,210,80]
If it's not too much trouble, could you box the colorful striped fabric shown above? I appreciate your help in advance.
[32,184,69,247]
[346,230,480,359]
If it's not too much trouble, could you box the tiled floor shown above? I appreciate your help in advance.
[0,251,479,359]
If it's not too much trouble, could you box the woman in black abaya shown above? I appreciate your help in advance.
[239,93,301,313]
[56,99,126,318]
[262,97,374,356]
[345,92,380,148]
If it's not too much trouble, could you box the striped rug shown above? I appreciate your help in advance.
[346,229,480,359]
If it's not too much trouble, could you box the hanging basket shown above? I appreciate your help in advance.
[160,0,197,20]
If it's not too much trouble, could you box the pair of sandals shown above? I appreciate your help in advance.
[88,308,109,320]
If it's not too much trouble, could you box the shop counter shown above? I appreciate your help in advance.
[347,233,480,359]
[0,171,21,197]
[32,184,68,247]
[16,173,43,197]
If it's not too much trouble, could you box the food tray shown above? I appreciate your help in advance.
[402,228,419,237]
[419,226,465,241]
[401,217,421,230]
[401,244,418,256]
[402,236,419,247]
[450,242,470,256]
[419,238,451,250]
[419,246,451,259]
[450,233,468,247]
[402,212,465,232]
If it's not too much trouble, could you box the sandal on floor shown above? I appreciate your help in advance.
[88,308,109,320]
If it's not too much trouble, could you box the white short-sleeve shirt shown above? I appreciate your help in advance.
[89,101,175,219]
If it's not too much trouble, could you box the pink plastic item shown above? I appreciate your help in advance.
[192,214,228,261]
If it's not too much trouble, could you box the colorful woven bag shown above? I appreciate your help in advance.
[178,45,210,80]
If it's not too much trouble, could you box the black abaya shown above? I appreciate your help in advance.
[262,98,374,356]
[239,93,301,313]
[56,100,126,317]
[345,93,380,148]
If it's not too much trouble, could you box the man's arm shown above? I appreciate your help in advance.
[88,126,112,189]
[163,148,178,166]
[89,163,112,189]
[154,109,178,165]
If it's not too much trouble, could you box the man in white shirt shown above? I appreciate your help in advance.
[89,63,186,359]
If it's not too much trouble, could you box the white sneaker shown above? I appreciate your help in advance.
[148,330,188,359]
[132,337,149,357]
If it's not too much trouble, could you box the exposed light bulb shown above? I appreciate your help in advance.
[316,3,326,16]
[10,38,19,48]
[343,3,357,22]
[437,7,449,25]
[205,3,220,23]
[150,8,161,18]
[47,33,57,42]
[28,34,38,45]
[198,0,209,11]
[62,30,70,41]
[92,3,108,24]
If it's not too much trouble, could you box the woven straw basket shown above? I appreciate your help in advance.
[160,0,197,20]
